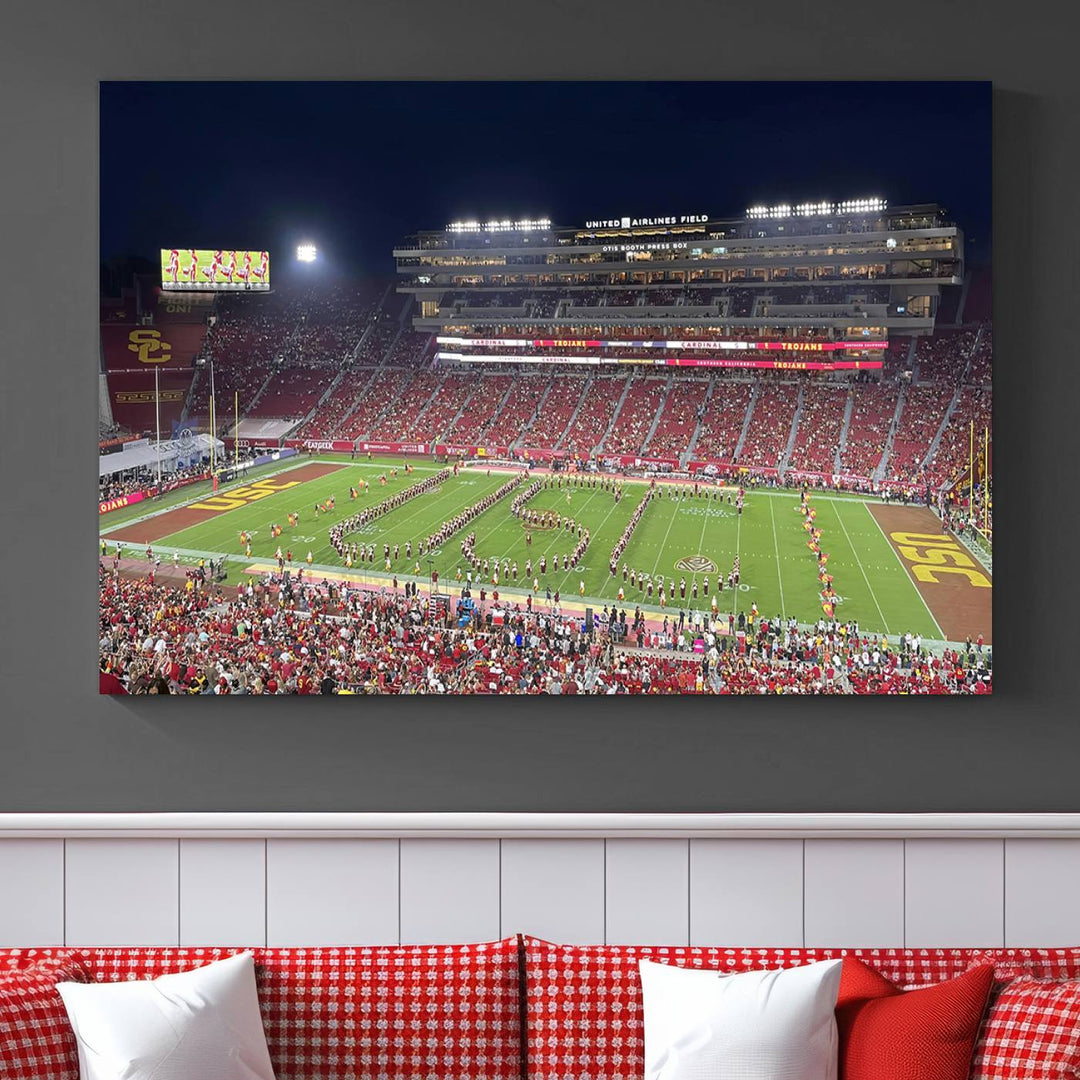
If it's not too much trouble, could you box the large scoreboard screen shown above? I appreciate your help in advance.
[160,249,270,291]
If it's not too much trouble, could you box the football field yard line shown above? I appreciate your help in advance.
[342,470,510,554]
[863,502,946,639]
[560,487,638,600]
[319,471,516,569]
[549,489,616,597]
[476,485,604,586]
[769,495,786,619]
[733,502,742,617]
[647,494,682,591]
[832,501,890,634]
[172,470,509,568]
[691,494,711,596]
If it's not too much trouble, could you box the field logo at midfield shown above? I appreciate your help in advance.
[676,556,717,573]
[190,476,303,512]
[889,531,991,588]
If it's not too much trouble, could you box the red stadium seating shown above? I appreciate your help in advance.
[924,386,993,487]
[400,372,477,441]
[838,382,898,478]
[369,371,441,440]
[788,385,848,475]
[695,381,753,463]
[385,330,433,367]
[738,383,799,470]
[484,376,549,448]
[886,384,956,482]
[444,375,516,445]
[336,368,412,440]
[105,369,194,433]
[561,376,627,455]
[522,376,589,449]
[913,329,976,384]
[646,378,709,459]
[965,328,992,385]
[603,377,667,456]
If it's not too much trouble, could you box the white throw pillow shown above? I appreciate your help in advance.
[639,957,843,1080]
[57,951,276,1080]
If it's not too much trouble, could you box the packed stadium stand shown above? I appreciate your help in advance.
[402,372,476,442]
[99,568,992,694]
[367,371,439,440]
[912,329,977,384]
[965,328,992,385]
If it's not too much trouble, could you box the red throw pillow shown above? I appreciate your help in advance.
[836,957,994,1080]
[971,977,1080,1080]
[0,955,92,1080]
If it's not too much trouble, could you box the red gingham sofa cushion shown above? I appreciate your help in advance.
[0,954,92,1080]
[522,937,976,1080]
[0,940,522,1080]
[971,977,1080,1080]
[969,949,1080,981]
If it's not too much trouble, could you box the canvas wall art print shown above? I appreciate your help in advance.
[98,81,992,695]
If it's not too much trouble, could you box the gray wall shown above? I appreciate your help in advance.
[0,0,1073,812]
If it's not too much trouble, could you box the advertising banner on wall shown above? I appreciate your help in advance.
[357,441,429,455]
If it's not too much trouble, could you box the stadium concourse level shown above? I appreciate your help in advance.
[98,566,992,695]
[110,277,992,497]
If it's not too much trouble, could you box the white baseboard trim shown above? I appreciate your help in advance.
[2,812,1079,839]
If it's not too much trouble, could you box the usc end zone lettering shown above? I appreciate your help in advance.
[889,531,991,588]
[190,476,301,511]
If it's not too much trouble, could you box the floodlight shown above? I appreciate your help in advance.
[297,243,317,263]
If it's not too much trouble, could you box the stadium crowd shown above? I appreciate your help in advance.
[98,566,992,695]
[99,463,209,502]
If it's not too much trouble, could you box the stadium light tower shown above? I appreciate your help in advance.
[296,243,318,263]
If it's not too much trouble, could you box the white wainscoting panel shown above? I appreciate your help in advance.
[605,839,689,945]
[500,839,604,943]
[1,818,1078,950]
[266,839,398,946]
[1005,839,1080,946]
[0,840,64,946]
[905,839,1004,947]
[64,839,179,946]
[179,839,266,947]
[400,839,500,944]
[690,839,804,946]
[804,839,904,947]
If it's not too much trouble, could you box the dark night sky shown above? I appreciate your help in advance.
[100,81,991,285]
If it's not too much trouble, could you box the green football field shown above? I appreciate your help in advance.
[102,456,943,639]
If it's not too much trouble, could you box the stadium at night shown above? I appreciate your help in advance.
[98,83,992,695]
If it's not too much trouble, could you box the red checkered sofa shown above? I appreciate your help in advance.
[3,937,1080,1079]
[521,937,1080,1080]
[0,940,521,1080]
